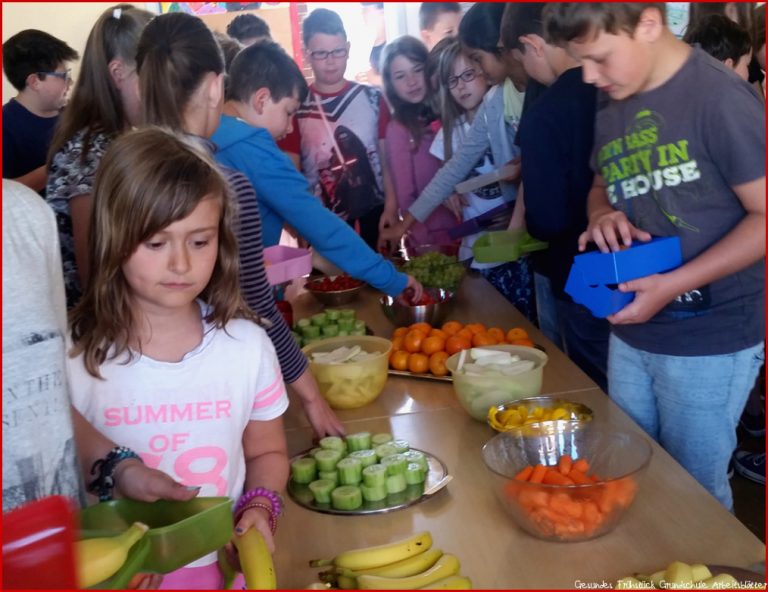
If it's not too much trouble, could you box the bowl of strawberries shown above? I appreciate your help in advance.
[304,274,366,306]
[379,288,455,327]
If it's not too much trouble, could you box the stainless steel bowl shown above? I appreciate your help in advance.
[379,288,455,327]
[305,276,365,306]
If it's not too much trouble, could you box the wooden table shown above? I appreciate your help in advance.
[275,273,765,589]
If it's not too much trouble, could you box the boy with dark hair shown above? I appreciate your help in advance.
[211,41,422,300]
[2,29,78,194]
[280,8,397,250]
[419,2,462,51]
[684,14,752,81]
[226,12,270,46]
[545,3,765,510]
[502,2,610,391]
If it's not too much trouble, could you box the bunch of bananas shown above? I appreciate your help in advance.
[617,561,749,589]
[75,522,149,588]
[307,531,471,589]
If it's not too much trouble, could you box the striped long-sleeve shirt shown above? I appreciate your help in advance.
[222,166,308,383]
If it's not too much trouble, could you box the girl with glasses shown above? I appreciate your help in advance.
[381,35,459,254]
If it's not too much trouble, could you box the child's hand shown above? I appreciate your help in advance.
[445,193,466,219]
[500,157,521,183]
[378,206,399,234]
[114,460,200,502]
[403,275,424,303]
[304,395,346,439]
[379,220,406,245]
[578,209,652,253]
[607,273,679,325]
[234,507,275,553]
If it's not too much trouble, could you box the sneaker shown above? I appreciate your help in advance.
[733,451,766,485]
[739,411,766,438]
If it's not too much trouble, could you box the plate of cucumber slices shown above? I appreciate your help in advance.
[287,433,449,515]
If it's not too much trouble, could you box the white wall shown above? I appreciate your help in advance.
[2,2,159,104]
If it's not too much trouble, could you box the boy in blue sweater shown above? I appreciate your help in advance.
[545,3,765,509]
[502,3,610,391]
[211,41,422,300]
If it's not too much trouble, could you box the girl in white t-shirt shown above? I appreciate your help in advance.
[429,38,512,271]
[67,127,289,589]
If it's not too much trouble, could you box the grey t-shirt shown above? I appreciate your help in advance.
[591,48,765,356]
[2,180,85,511]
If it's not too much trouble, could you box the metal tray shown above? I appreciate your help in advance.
[388,369,452,382]
[288,448,449,515]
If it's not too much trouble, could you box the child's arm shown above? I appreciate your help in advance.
[290,368,345,438]
[506,183,527,231]
[377,138,400,239]
[236,417,289,552]
[70,407,199,502]
[610,176,766,325]
[70,193,93,287]
[12,164,48,192]
[577,174,652,253]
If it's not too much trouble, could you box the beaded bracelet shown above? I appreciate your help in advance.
[234,487,283,518]
[88,446,143,502]
[234,502,278,535]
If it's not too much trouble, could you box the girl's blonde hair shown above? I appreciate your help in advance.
[433,37,471,161]
[69,126,253,377]
[48,3,154,165]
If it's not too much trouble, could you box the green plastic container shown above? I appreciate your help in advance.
[472,230,548,263]
[78,497,233,574]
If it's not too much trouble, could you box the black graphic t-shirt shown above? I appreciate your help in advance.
[591,48,765,356]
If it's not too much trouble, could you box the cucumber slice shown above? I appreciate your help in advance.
[290,457,317,484]
[331,485,362,510]
[385,473,407,494]
[360,483,387,502]
[319,436,345,453]
[301,325,321,339]
[354,320,366,331]
[380,453,407,476]
[348,449,377,468]
[336,457,363,485]
[346,432,372,452]
[374,443,399,460]
[322,324,340,337]
[314,449,342,472]
[403,451,429,472]
[325,309,341,321]
[362,464,387,488]
[405,462,426,485]
[308,479,335,504]
[318,470,339,486]
[337,318,354,331]
[339,309,355,320]
[297,318,311,328]
[371,433,393,446]
[351,328,366,336]
[391,439,410,454]
[307,447,322,458]
[310,313,327,326]
[338,329,350,336]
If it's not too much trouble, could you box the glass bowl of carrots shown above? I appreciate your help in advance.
[481,421,652,542]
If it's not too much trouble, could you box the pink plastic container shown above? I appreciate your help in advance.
[264,246,312,285]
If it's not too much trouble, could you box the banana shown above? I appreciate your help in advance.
[310,531,433,572]
[233,528,276,589]
[419,575,473,589]
[356,553,460,590]
[340,548,444,579]
[665,561,694,588]
[690,564,713,582]
[75,521,149,588]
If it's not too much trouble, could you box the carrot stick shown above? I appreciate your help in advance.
[572,458,590,474]
[557,454,573,476]
[514,465,534,482]
[529,463,547,484]
[543,469,575,486]
[567,469,592,486]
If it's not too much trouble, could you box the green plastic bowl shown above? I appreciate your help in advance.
[78,497,233,573]
[472,230,548,264]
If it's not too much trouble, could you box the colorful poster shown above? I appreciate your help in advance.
[160,2,284,14]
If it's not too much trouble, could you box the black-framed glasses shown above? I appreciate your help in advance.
[447,68,477,89]
[308,47,348,61]
[38,68,72,82]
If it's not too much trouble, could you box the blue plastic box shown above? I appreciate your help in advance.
[565,236,683,318]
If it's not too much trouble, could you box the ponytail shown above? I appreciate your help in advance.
[136,11,224,129]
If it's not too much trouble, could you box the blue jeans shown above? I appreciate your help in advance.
[534,273,563,348]
[608,334,765,510]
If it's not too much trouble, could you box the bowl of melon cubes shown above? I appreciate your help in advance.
[482,421,652,542]
[302,336,391,409]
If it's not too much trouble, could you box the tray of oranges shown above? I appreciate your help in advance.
[387,321,535,381]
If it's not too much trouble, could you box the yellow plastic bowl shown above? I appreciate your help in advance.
[445,344,548,421]
[302,336,392,409]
